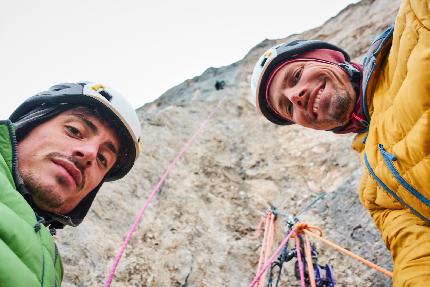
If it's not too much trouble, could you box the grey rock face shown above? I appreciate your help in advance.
[57,0,401,286]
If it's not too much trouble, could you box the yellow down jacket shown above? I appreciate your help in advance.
[353,0,430,285]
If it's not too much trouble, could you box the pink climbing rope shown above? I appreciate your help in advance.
[104,98,225,287]
[295,233,306,287]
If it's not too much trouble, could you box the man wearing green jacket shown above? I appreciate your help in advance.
[0,82,141,286]
[251,0,430,285]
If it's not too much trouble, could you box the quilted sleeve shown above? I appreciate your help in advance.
[370,208,430,286]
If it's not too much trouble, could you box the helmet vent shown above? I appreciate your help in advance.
[51,84,69,92]
[99,90,113,102]
[261,58,268,67]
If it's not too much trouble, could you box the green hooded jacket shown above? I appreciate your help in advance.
[0,120,63,286]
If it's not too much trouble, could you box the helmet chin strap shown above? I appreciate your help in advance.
[266,59,363,133]
[329,63,367,134]
[284,60,362,133]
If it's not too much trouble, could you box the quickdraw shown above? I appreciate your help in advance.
[266,216,336,287]
[250,194,392,287]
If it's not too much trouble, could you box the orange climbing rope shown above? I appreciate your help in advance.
[296,223,393,278]
[304,234,316,287]
[255,210,276,287]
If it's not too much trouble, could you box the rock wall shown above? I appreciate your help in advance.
[57,0,402,286]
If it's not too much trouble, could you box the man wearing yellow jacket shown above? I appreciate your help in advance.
[250,0,430,285]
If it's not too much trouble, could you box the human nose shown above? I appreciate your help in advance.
[286,86,307,109]
[72,142,98,168]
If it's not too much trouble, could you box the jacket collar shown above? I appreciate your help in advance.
[332,27,395,134]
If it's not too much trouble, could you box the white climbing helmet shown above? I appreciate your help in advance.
[250,40,360,125]
[10,82,141,181]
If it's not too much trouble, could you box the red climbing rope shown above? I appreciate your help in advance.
[104,98,225,287]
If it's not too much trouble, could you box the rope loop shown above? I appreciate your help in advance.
[292,223,323,237]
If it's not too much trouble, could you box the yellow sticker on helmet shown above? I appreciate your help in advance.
[264,51,273,58]
[91,84,105,92]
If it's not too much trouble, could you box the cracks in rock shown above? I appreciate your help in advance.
[351,224,363,241]
[180,263,193,287]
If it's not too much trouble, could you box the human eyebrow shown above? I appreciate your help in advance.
[105,142,118,157]
[269,91,289,119]
[71,113,118,156]
[281,69,291,88]
[71,113,98,135]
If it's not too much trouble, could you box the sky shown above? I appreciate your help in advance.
[0,0,359,119]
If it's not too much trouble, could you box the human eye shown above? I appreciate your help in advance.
[286,101,293,116]
[65,125,82,138]
[292,66,303,85]
[278,98,293,118]
[97,153,108,168]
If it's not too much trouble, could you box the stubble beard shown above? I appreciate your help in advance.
[327,89,354,127]
[21,169,66,212]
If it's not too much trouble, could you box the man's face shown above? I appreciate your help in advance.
[268,60,356,130]
[18,107,119,214]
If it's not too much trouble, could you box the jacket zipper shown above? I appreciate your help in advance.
[364,151,430,224]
